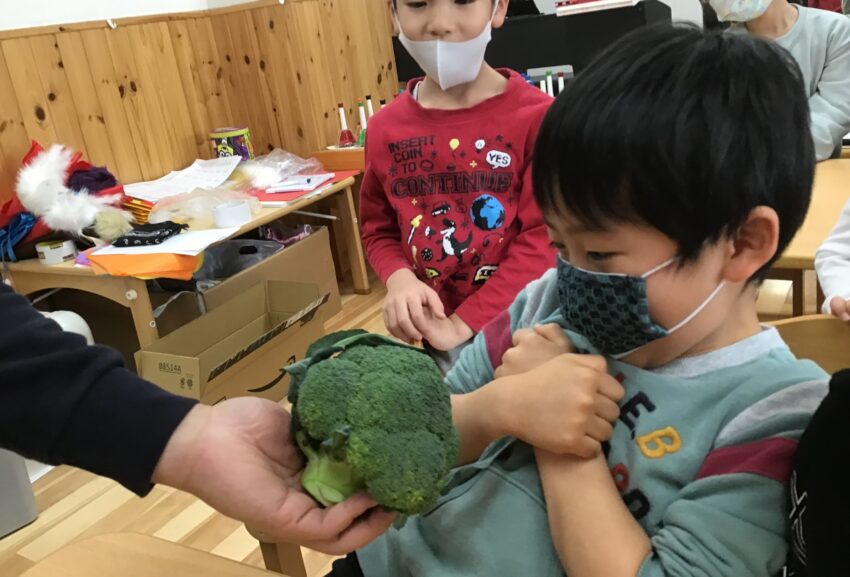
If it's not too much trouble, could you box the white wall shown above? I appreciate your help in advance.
[206,0,260,8]
[0,0,209,31]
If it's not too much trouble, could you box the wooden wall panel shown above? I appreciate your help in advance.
[0,53,30,201]
[55,33,120,173]
[130,23,198,168]
[28,35,90,157]
[1,38,59,147]
[78,29,144,183]
[0,0,398,204]
[168,20,215,160]
[184,18,234,132]
[104,27,169,179]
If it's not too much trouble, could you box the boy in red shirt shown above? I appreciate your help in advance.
[361,0,555,364]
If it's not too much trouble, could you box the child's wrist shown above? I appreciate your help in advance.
[449,314,474,342]
[478,375,520,440]
[385,267,416,289]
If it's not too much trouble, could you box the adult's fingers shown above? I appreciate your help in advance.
[303,507,396,555]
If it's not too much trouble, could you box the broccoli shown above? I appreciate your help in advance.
[286,330,459,516]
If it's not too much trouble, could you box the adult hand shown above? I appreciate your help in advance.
[153,398,395,554]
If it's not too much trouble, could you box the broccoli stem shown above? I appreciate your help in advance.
[297,432,364,507]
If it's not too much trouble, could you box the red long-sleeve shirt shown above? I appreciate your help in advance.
[808,0,842,12]
[360,70,555,332]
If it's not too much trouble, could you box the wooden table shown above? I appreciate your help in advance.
[5,177,369,349]
[21,533,283,577]
[772,159,850,315]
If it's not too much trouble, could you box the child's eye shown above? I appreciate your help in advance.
[454,0,477,4]
[406,1,427,7]
[586,252,613,262]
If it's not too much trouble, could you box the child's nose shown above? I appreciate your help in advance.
[424,5,454,39]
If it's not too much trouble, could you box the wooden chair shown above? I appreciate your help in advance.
[247,525,309,577]
[21,532,286,577]
[770,314,850,374]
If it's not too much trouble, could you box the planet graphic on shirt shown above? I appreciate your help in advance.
[470,195,505,231]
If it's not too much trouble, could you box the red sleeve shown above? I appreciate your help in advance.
[359,139,411,284]
[454,159,555,332]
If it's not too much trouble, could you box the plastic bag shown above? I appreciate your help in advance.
[195,239,284,282]
[148,186,260,230]
[154,239,285,294]
[232,148,324,190]
[260,222,314,247]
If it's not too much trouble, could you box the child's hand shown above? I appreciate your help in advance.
[495,324,575,379]
[384,268,446,343]
[497,354,624,458]
[420,313,474,352]
[829,296,850,322]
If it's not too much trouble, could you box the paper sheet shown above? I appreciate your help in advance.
[124,157,242,203]
[266,173,335,193]
[93,227,239,257]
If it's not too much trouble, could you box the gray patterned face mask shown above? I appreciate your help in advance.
[556,255,726,359]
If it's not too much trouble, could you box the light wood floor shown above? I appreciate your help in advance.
[0,278,388,577]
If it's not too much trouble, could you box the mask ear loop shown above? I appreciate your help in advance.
[608,281,726,361]
[666,281,727,335]
[641,258,677,279]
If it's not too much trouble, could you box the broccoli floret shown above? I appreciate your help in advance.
[287,333,459,516]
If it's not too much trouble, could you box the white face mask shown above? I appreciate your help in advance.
[709,0,773,22]
[396,2,498,91]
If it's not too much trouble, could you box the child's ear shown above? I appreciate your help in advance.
[493,0,509,29]
[723,206,780,283]
[388,0,400,35]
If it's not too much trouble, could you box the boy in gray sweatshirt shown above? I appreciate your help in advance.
[712,0,850,160]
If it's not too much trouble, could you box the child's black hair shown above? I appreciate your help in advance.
[532,24,814,279]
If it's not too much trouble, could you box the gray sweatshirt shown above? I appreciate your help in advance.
[737,6,850,160]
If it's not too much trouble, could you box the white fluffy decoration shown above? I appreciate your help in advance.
[15,145,124,236]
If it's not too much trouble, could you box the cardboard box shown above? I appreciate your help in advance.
[153,225,342,336]
[202,226,341,318]
[136,281,329,404]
